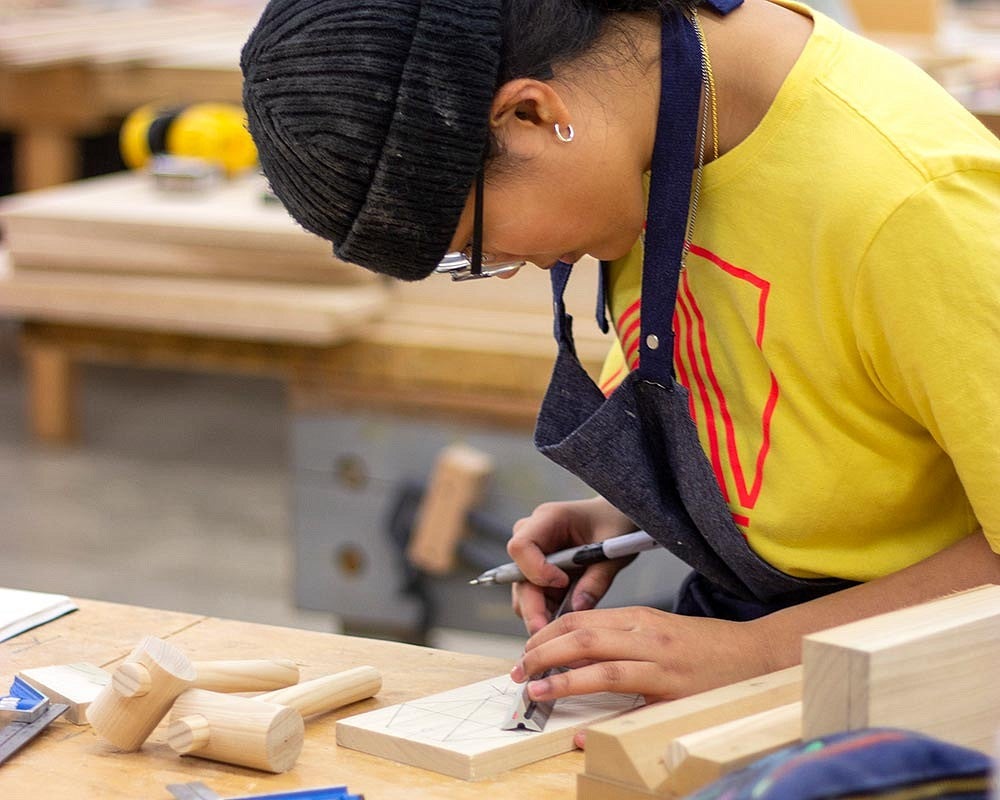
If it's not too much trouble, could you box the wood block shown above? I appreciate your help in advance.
[664,702,802,795]
[584,666,801,793]
[0,264,387,345]
[407,443,494,574]
[336,674,643,780]
[577,773,662,800]
[17,662,109,724]
[802,585,1000,753]
[0,172,375,285]
[847,0,939,36]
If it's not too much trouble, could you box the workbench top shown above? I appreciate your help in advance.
[0,599,580,799]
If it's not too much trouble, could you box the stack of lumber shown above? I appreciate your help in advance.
[0,172,389,344]
[577,584,1000,799]
[0,170,611,429]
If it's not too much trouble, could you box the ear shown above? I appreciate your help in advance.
[490,78,572,156]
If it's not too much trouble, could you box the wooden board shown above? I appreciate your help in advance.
[0,6,259,69]
[0,172,374,285]
[577,773,661,800]
[0,257,388,345]
[802,584,1000,753]
[582,666,802,793]
[336,674,644,780]
[664,702,802,795]
[847,0,939,36]
[17,662,109,725]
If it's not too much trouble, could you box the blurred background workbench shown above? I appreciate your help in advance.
[0,1,258,191]
[0,172,645,646]
[0,171,611,443]
[1,0,998,195]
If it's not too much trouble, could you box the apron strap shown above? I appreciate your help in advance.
[550,261,576,354]
[636,10,703,383]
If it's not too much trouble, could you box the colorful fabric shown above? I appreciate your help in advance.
[684,729,991,800]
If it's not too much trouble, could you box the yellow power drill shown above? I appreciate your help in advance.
[120,103,258,184]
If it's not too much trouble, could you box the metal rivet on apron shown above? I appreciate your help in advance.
[646,334,660,350]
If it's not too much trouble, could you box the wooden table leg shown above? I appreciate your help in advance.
[25,342,79,444]
[15,128,79,190]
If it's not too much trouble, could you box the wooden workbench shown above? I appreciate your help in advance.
[0,172,611,442]
[0,598,579,799]
[0,2,260,190]
[1,1,998,192]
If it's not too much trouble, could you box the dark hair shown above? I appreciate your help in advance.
[487,0,695,166]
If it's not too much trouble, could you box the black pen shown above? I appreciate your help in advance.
[468,531,659,586]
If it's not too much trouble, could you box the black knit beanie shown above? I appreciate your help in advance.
[241,0,502,281]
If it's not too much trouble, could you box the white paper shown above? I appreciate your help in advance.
[0,587,77,643]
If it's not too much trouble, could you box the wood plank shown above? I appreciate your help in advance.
[0,267,388,345]
[16,662,109,725]
[1,172,374,284]
[337,674,644,780]
[583,666,802,793]
[664,702,802,795]
[577,773,662,800]
[802,584,1000,753]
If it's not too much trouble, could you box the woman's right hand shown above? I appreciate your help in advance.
[508,496,638,635]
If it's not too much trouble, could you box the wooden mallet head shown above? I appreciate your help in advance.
[86,635,197,751]
[167,666,382,773]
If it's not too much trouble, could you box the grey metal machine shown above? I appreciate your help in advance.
[291,410,690,643]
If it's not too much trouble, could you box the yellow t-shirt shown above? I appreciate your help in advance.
[597,1,1000,581]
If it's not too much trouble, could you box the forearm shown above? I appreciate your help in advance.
[754,530,1000,672]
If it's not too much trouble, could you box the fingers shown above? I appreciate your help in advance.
[526,660,669,701]
[572,561,627,611]
[507,525,570,590]
[513,615,652,683]
[512,581,558,635]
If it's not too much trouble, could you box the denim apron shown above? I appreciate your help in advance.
[533,3,853,621]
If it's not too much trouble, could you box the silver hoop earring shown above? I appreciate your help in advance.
[554,123,575,143]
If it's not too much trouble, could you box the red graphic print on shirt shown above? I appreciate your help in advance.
[603,245,780,528]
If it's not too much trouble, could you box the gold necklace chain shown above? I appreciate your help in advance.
[692,8,720,161]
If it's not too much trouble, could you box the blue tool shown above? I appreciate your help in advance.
[165,782,364,800]
[0,677,68,765]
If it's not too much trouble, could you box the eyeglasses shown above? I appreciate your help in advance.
[434,165,525,281]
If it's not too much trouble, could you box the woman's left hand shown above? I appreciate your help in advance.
[509,606,777,705]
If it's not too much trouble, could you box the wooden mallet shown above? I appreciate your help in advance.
[87,635,302,750]
[167,666,382,773]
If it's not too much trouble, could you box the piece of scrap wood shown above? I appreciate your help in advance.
[17,662,109,724]
[577,772,662,800]
[336,673,643,781]
[802,584,1000,753]
[583,665,802,793]
[664,701,802,795]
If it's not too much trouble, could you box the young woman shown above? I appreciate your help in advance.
[242,0,1000,713]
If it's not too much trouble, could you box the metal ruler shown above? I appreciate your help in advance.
[500,576,580,732]
[0,702,69,765]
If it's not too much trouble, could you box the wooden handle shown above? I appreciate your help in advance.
[407,443,493,575]
[259,667,381,717]
[113,662,152,698]
[191,659,299,693]
[168,713,212,755]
